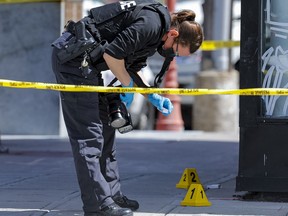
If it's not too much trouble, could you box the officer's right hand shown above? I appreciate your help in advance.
[120,79,134,108]
[147,93,173,116]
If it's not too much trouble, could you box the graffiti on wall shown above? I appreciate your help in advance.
[262,0,288,116]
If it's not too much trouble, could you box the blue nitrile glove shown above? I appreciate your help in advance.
[120,79,134,108]
[147,93,173,116]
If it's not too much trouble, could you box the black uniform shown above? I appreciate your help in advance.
[51,0,170,214]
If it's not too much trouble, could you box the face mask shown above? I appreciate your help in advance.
[157,46,176,58]
[154,45,176,87]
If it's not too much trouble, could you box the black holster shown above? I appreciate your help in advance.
[57,21,97,64]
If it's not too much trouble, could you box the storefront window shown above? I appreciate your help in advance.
[261,0,288,117]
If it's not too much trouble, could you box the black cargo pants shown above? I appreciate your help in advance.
[51,48,122,213]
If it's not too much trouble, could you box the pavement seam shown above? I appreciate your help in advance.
[30,190,80,216]
[0,173,53,187]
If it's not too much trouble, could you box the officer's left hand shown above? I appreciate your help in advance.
[148,93,173,116]
[120,79,134,108]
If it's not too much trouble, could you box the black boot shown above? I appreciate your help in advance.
[85,203,132,216]
[113,195,139,211]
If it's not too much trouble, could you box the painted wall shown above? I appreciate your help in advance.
[0,2,61,135]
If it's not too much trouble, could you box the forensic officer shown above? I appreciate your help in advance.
[51,1,203,216]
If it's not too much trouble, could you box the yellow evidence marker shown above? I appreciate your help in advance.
[180,184,211,207]
[176,168,201,189]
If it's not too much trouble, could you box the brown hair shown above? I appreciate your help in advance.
[171,10,204,54]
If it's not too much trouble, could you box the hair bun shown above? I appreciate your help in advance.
[186,10,196,21]
[187,13,196,21]
[174,9,196,23]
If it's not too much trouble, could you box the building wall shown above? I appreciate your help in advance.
[0,2,61,135]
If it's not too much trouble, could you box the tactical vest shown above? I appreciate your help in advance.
[87,0,170,38]
[85,0,172,88]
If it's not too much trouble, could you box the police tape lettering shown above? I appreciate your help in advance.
[2,79,288,95]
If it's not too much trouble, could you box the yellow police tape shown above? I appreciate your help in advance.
[1,79,288,96]
[200,40,240,51]
[0,0,59,3]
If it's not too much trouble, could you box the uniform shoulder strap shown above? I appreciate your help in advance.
[130,0,172,88]
[132,0,170,35]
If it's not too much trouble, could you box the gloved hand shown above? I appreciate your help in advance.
[120,79,134,108]
[147,93,173,116]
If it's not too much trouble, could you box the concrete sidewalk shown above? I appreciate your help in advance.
[0,131,287,216]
